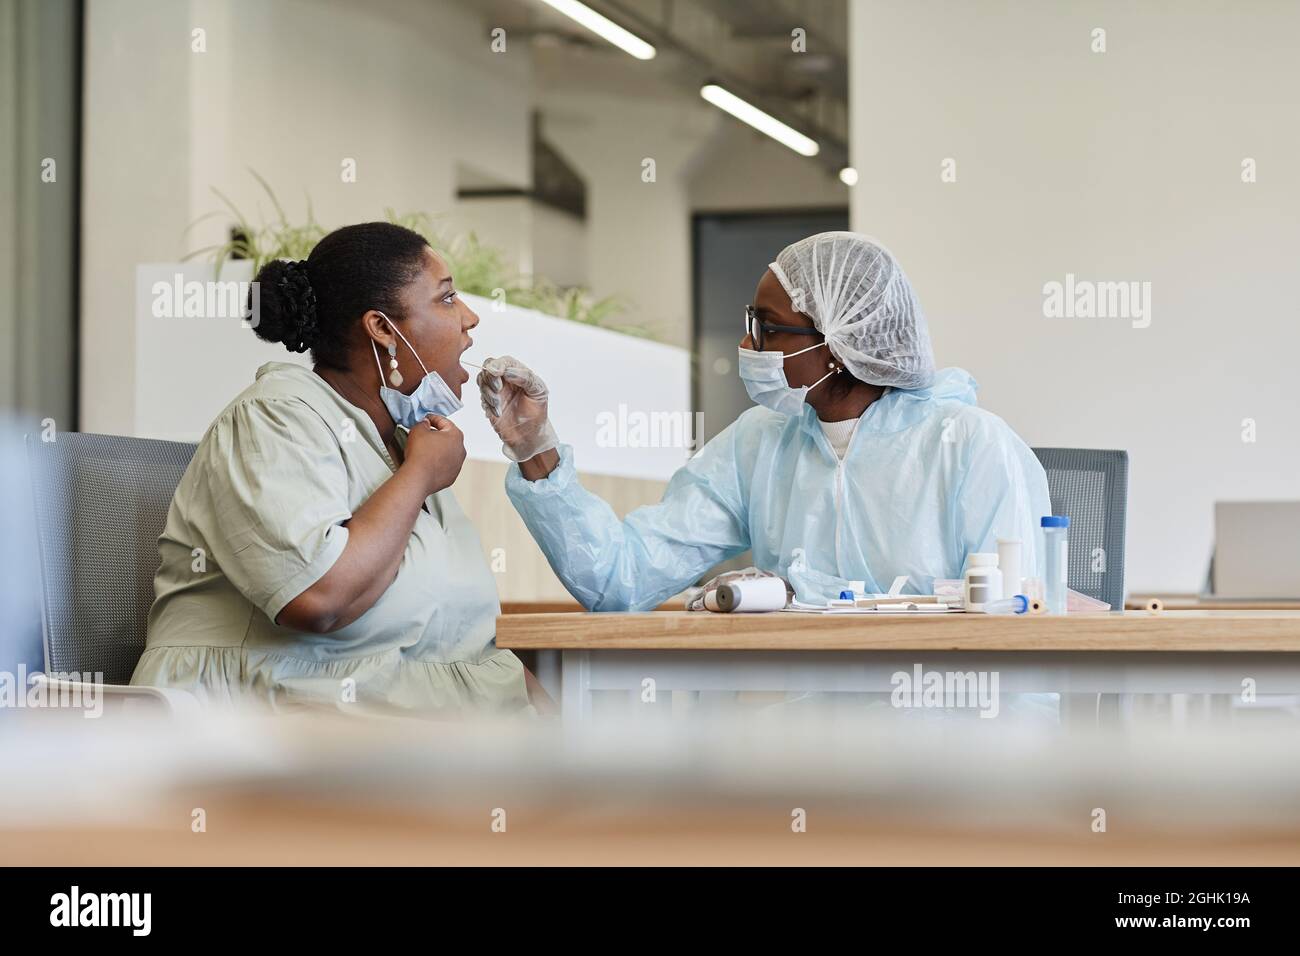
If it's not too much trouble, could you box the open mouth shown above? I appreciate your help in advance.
[459,337,475,381]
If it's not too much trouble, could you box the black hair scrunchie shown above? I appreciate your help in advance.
[277,259,319,353]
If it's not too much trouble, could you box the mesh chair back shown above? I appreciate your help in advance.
[1031,448,1129,609]
[27,432,197,684]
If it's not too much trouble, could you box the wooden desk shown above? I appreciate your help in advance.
[496,610,1300,720]
[1127,593,1300,611]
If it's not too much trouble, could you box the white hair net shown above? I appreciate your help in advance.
[769,232,935,389]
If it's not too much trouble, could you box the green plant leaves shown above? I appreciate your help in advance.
[184,172,652,338]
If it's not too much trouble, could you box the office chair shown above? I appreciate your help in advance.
[26,432,201,715]
[1031,448,1129,727]
[1031,448,1129,610]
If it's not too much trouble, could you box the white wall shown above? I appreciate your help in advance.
[81,0,532,435]
[540,93,718,348]
[850,0,1300,593]
[446,196,536,279]
[446,195,589,289]
[529,202,589,289]
[689,119,848,213]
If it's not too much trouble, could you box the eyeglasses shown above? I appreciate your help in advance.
[744,304,820,352]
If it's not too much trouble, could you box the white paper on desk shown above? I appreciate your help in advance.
[781,603,963,615]
[788,600,832,612]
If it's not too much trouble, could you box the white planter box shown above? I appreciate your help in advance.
[134,263,691,481]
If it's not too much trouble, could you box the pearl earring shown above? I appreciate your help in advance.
[387,342,403,387]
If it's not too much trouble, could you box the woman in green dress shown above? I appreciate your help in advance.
[131,222,544,717]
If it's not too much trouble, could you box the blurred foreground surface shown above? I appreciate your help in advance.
[2,704,1299,866]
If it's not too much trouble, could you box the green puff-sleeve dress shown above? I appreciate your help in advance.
[130,362,532,717]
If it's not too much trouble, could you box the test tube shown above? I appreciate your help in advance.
[1041,516,1070,614]
[982,594,1029,615]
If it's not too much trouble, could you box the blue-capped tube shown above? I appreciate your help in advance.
[981,594,1029,615]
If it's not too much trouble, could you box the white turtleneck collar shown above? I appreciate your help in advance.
[818,416,860,459]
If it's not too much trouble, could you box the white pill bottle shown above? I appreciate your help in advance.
[963,553,1003,612]
[996,537,1022,600]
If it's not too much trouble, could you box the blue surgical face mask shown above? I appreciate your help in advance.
[737,341,834,416]
[372,316,463,428]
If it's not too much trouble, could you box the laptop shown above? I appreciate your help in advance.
[1210,502,1300,600]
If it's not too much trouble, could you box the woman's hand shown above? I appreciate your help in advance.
[278,414,464,634]
[403,414,466,495]
[477,356,559,462]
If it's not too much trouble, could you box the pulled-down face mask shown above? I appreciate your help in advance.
[372,314,462,427]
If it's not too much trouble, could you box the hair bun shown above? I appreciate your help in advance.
[275,260,319,352]
[251,258,319,353]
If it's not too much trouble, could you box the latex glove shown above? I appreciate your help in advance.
[477,355,559,462]
[683,567,793,612]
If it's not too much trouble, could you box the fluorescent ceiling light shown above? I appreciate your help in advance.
[537,0,656,60]
[839,167,858,186]
[700,84,819,157]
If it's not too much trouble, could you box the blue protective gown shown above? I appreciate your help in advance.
[505,368,1051,611]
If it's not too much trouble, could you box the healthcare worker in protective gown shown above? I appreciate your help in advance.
[477,232,1051,612]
